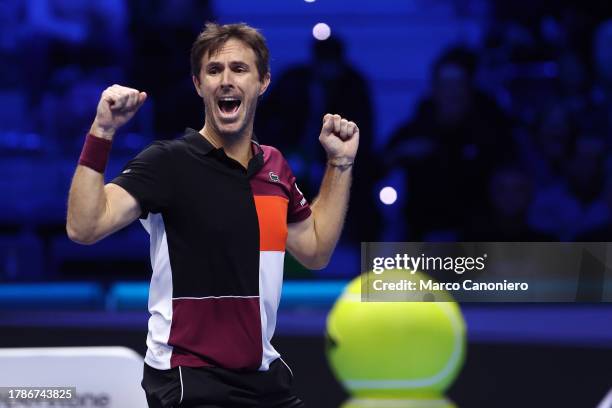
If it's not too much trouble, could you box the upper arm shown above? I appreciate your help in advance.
[97,183,142,240]
[110,141,172,216]
[286,214,321,269]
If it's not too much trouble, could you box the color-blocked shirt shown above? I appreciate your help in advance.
[111,128,311,371]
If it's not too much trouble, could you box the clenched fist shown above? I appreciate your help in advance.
[319,114,359,168]
[90,85,147,140]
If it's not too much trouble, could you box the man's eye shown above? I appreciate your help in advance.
[208,68,220,74]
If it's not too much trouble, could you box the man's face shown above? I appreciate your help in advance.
[490,170,531,218]
[433,63,472,125]
[193,38,270,137]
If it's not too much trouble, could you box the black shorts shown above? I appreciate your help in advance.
[142,358,305,408]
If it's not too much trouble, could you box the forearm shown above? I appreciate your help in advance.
[66,125,115,243]
[66,165,109,244]
[310,163,353,265]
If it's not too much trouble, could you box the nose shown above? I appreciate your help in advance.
[220,68,234,89]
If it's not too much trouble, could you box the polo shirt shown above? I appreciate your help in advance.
[111,128,311,372]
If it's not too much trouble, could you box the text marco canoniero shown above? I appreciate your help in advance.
[372,278,529,292]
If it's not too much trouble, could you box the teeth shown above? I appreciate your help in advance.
[219,97,240,102]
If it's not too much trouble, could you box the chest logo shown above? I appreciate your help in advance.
[269,171,280,182]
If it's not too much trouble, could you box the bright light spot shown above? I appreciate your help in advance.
[304,0,316,2]
[379,186,397,205]
[312,23,331,41]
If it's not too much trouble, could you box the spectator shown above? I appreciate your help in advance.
[463,165,554,241]
[590,19,612,138]
[529,134,610,240]
[385,46,516,240]
[576,173,612,241]
[556,51,591,116]
[523,103,577,188]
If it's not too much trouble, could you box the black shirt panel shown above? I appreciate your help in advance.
[111,129,261,298]
[166,150,261,297]
[112,141,175,218]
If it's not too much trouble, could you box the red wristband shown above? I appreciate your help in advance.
[79,133,112,173]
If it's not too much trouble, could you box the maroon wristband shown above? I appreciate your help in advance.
[79,133,112,173]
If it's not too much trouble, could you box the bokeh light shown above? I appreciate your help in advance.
[312,23,331,40]
[379,186,398,205]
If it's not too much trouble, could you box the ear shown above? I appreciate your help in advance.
[192,74,203,97]
[258,72,271,97]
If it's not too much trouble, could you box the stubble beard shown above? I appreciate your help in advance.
[203,99,256,143]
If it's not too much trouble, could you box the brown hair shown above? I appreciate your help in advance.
[190,22,270,81]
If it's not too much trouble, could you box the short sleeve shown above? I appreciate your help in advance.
[287,170,312,224]
[110,141,172,217]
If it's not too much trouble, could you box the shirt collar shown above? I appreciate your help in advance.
[184,128,215,155]
[183,128,264,175]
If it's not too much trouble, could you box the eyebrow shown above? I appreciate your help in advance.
[205,62,222,69]
[206,61,250,68]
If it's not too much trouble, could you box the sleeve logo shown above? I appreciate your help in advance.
[269,171,280,182]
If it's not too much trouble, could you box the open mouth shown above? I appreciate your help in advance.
[218,97,241,116]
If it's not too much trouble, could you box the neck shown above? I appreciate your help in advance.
[200,123,253,168]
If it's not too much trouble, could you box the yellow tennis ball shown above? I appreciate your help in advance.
[326,271,466,399]
[340,396,458,408]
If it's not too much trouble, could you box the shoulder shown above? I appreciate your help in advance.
[260,144,291,171]
[132,140,173,162]
[258,144,300,186]
[159,135,194,152]
[260,144,283,159]
[139,136,192,158]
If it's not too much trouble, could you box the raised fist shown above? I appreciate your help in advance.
[91,85,147,140]
[319,114,359,167]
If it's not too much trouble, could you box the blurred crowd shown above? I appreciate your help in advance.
[0,0,213,150]
[2,0,612,281]
[379,0,612,243]
[380,0,612,243]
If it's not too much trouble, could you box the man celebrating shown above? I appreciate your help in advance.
[66,23,358,407]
